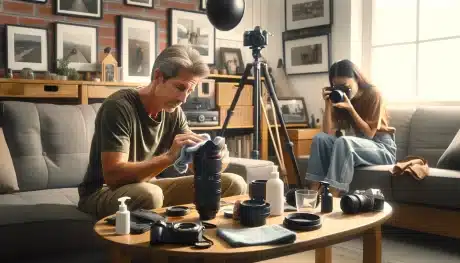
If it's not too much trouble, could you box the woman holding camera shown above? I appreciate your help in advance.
[305,59,397,195]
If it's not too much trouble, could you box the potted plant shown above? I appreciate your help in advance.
[56,58,70,80]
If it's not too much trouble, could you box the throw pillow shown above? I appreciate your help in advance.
[0,128,19,194]
[437,128,460,171]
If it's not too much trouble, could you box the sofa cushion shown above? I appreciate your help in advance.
[386,106,416,161]
[407,106,460,166]
[391,168,460,209]
[0,101,101,191]
[436,128,460,171]
[0,128,18,194]
[0,188,104,260]
[226,157,274,183]
[349,165,394,201]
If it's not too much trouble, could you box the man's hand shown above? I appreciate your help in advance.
[166,133,204,161]
[219,144,230,172]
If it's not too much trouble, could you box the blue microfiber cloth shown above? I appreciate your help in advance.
[173,133,226,174]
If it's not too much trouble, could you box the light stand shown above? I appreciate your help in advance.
[219,35,302,191]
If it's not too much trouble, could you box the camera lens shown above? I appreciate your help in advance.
[330,90,345,104]
[340,194,374,214]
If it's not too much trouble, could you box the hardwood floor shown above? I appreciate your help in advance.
[261,226,460,263]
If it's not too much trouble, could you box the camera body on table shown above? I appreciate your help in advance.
[326,84,352,104]
[150,221,205,246]
[340,188,385,214]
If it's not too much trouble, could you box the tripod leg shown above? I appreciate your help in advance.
[219,63,253,137]
[260,63,302,188]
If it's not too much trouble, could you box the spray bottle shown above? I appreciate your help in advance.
[116,196,131,235]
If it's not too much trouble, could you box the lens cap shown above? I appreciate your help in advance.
[166,206,190,217]
[283,213,322,231]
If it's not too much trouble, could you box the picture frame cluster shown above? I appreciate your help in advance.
[283,0,333,75]
[3,2,220,84]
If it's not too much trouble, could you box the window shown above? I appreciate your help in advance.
[370,0,460,102]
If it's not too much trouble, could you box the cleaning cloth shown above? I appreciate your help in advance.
[173,133,226,174]
[216,224,296,247]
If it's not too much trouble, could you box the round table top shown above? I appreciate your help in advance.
[94,195,392,261]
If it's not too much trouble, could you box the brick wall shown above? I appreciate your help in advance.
[0,0,199,78]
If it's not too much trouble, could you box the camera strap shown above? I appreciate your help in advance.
[193,221,217,249]
[194,235,214,249]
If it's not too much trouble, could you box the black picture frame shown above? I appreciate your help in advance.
[117,15,158,84]
[219,47,244,75]
[5,24,49,72]
[54,22,98,72]
[200,0,207,10]
[282,30,331,76]
[168,8,216,65]
[20,0,47,4]
[54,0,103,19]
[267,97,309,125]
[124,0,154,8]
[285,0,333,31]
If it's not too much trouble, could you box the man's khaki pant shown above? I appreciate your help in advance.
[78,173,247,219]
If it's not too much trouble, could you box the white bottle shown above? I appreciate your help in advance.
[116,196,131,235]
[266,165,284,216]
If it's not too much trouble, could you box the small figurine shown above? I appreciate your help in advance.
[7,68,13,78]
[310,114,316,128]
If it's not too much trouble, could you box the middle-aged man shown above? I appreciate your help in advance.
[78,44,247,219]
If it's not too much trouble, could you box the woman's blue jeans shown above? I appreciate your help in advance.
[305,131,397,192]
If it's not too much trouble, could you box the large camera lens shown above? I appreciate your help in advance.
[330,90,345,104]
[340,194,374,214]
[193,140,222,220]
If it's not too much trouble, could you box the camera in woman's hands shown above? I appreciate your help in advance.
[340,188,385,214]
[327,84,352,103]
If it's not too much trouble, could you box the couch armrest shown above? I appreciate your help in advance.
[225,157,275,183]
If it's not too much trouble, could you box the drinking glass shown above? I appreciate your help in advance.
[295,189,318,212]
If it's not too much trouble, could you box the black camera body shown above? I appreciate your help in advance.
[150,221,204,246]
[340,188,385,214]
[327,84,352,103]
[244,26,268,47]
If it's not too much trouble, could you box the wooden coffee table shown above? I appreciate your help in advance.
[94,195,392,263]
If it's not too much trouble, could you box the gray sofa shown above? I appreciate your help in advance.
[298,105,460,237]
[0,101,274,263]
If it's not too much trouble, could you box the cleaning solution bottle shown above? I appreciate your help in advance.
[265,165,284,216]
[116,196,131,235]
[320,181,333,213]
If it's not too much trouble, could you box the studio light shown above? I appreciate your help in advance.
[206,0,245,31]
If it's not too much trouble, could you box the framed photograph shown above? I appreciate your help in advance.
[21,0,47,3]
[125,0,153,8]
[219,47,244,75]
[55,22,98,72]
[168,8,216,65]
[55,0,103,19]
[5,25,49,72]
[267,97,308,125]
[200,0,207,10]
[283,33,330,75]
[118,16,158,83]
[285,0,332,31]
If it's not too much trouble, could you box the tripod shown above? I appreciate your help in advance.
[219,43,302,191]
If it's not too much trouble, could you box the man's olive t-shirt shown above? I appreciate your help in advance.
[78,89,190,198]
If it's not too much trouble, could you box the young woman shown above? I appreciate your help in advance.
[305,59,397,194]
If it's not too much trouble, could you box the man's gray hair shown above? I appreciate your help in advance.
[151,44,210,81]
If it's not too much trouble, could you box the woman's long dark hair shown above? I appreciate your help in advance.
[329,59,388,130]
[328,59,373,90]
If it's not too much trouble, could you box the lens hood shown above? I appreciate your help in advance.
[283,213,322,231]
[239,199,270,227]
